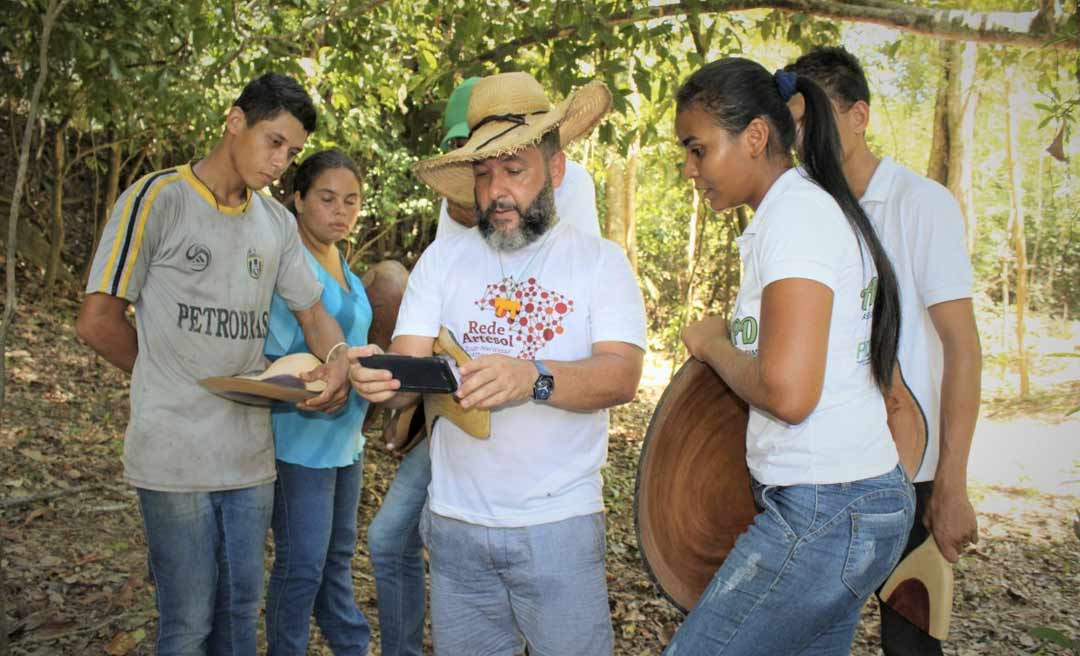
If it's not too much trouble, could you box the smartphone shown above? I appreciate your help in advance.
[358,355,458,394]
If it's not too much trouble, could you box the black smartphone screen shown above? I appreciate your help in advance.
[358,355,458,393]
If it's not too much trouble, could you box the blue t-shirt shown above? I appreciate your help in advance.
[265,250,372,468]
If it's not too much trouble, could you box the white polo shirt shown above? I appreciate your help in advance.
[861,157,974,483]
[732,168,898,485]
[435,160,601,240]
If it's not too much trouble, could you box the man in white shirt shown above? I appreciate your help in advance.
[351,72,646,656]
[787,46,982,656]
[365,76,605,656]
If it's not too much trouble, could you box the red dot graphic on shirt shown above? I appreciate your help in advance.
[525,303,535,313]
[555,302,567,314]
[556,326,564,334]
[519,317,528,326]
[543,329,554,341]
[528,278,536,284]
[541,292,549,299]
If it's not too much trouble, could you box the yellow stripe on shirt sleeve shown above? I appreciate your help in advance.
[117,173,181,298]
[95,175,149,293]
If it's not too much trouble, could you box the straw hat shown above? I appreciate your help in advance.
[413,72,611,206]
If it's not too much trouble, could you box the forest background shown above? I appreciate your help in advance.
[0,0,1077,654]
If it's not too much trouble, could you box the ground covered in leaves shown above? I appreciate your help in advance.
[2,299,1078,655]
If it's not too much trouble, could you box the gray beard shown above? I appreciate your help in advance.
[477,180,557,252]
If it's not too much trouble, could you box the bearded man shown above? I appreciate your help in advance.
[349,72,646,656]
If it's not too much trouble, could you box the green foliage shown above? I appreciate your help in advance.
[2,0,1077,341]
[1029,626,1079,655]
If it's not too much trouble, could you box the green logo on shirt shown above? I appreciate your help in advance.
[731,316,758,347]
[860,276,878,314]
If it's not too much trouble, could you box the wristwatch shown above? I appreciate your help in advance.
[531,360,554,401]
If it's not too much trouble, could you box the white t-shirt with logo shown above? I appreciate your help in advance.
[393,222,646,527]
[861,157,973,483]
[435,160,601,240]
[731,168,897,486]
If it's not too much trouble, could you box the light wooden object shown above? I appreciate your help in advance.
[199,352,326,405]
[880,535,954,641]
[423,327,491,439]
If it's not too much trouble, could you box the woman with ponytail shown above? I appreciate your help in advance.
[668,57,914,654]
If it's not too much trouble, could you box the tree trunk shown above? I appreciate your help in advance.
[1030,153,1045,282]
[123,147,147,189]
[604,155,628,251]
[947,42,978,249]
[623,143,639,274]
[1000,257,1009,353]
[44,124,66,291]
[84,139,122,283]
[1046,162,1065,300]
[603,148,638,272]
[683,191,708,330]
[1,2,70,652]
[928,42,979,245]
[1005,70,1030,397]
[927,44,950,185]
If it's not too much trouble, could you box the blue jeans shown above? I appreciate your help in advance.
[665,465,915,656]
[419,509,613,656]
[266,459,371,656]
[367,438,431,656]
[137,483,274,656]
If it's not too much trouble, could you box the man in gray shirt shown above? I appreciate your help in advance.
[77,73,351,655]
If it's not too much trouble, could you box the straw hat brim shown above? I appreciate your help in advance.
[413,80,612,207]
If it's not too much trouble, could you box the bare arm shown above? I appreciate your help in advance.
[293,300,350,413]
[75,293,138,373]
[925,297,982,562]
[454,341,644,412]
[682,278,832,425]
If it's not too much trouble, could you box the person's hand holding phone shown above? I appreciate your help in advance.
[347,344,401,403]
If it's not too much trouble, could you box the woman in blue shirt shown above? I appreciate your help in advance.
[264,150,372,655]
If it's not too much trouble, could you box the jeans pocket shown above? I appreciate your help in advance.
[841,507,909,599]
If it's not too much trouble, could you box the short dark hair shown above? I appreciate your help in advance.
[293,149,362,199]
[537,128,561,159]
[785,46,870,108]
[233,73,317,134]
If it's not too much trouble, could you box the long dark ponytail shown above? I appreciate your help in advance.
[676,57,900,392]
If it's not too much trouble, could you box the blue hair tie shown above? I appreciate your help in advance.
[774,69,797,101]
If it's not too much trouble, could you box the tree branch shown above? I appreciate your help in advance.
[202,0,389,81]
[468,0,1073,72]
[1,8,69,655]
[0,484,107,510]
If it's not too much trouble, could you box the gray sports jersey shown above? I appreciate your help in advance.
[86,164,322,492]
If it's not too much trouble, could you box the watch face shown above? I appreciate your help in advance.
[534,375,554,401]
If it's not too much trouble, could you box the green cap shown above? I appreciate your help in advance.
[440,77,480,151]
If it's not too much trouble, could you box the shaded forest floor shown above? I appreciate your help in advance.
[2,297,1078,655]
